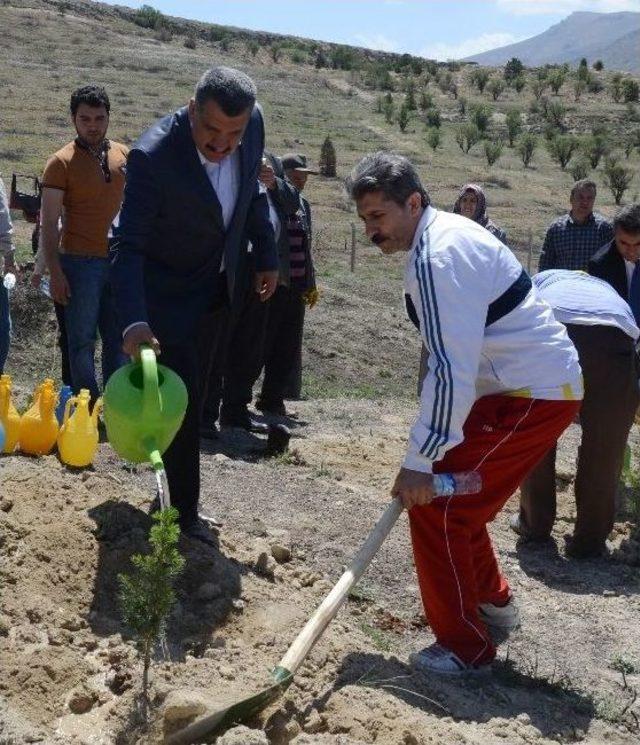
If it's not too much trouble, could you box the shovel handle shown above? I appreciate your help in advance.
[276,498,404,676]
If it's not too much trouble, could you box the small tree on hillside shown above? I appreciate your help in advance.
[611,73,624,103]
[270,44,282,62]
[484,140,503,167]
[425,107,441,128]
[405,82,417,111]
[383,92,395,123]
[570,158,591,182]
[471,67,490,94]
[577,58,589,81]
[593,60,604,71]
[426,127,441,151]
[505,108,523,147]
[546,101,566,129]
[469,103,492,134]
[581,133,610,169]
[532,79,548,101]
[487,78,505,101]
[548,69,566,95]
[624,129,640,158]
[547,134,578,170]
[517,132,537,167]
[513,76,526,93]
[458,96,468,116]
[504,57,524,83]
[574,78,586,101]
[419,90,434,110]
[449,81,459,99]
[398,103,411,132]
[603,156,634,204]
[622,79,640,103]
[247,40,260,57]
[455,123,481,153]
[319,136,337,176]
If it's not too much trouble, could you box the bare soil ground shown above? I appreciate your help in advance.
[1,402,639,745]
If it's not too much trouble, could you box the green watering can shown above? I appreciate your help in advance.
[103,346,188,471]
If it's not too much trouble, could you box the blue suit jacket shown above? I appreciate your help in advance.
[110,105,277,344]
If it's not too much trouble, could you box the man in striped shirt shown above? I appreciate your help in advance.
[347,152,582,675]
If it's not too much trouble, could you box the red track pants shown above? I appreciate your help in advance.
[409,394,580,666]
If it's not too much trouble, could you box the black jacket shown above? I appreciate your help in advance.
[588,239,628,301]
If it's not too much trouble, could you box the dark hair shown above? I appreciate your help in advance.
[70,85,110,116]
[570,178,597,199]
[194,66,257,116]
[613,203,640,234]
[346,151,430,208]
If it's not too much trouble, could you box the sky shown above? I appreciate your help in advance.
[101,0,640,59]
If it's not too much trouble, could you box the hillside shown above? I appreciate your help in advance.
[1,1,640,743]
[468,11,640,73]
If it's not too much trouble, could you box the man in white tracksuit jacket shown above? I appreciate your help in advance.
[347,152,582,674]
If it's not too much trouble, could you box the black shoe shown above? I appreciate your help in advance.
[265,423,291,456]
[564,535,606,559]
[256,398,287,416]
[181,518,218,547]
[220,406,268,433]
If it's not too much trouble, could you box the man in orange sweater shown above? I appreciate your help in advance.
[40,85,127,400]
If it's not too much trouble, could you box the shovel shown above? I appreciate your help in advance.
[166,497,405,744]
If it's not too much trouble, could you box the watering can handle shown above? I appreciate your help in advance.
[62,396,77,427]
[140,345,162,423]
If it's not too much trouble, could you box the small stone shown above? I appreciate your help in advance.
[0,615,11,636]
[60,614,85,632]
[67,685,97,714]
[0,497,14,512]
[304,709,325,734]
[603,590,617,597]
[231,598,245,612]
[196,582,222,601]
[255,551,277,578]
[271,543,292,563]
[216,725,269,745]
[163,689,209,727]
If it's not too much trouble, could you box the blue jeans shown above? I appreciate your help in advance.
[60,255,126,401]
[0,282,10,374]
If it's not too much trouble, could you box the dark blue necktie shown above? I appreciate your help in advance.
[630,262,640,326]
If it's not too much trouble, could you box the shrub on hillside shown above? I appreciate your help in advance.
[504,57,524,83]
[134,4,164,29]
[247,39,260,57]
[426,127,441,151]
[517,132,537,167]
[532,79,548,101]
[622,79,640,103]
[547,134,578,170]
[455,123,481,153]
[471,67,490,94]
[505,108,522,146]
[570,158,591,182]
[487,78,505,101]
[319,136,337,176]
[154,27,172,43]
[398,103,410,132]
[469,103,492,133]
[581,133,610,169]
[183,35,196,49]
[603,156,634,204]
[574,79,586,101]
[383,93,395,124]
[545,100,566,129]
[611,73,623,103]
[547,69,566,95]
[458,96,467,116]
[513,76,526,93]
[484,140,503,167]
[419,91,434,110]
[624,129,640,158]
[593,60,604,71]
[425,107,441,128]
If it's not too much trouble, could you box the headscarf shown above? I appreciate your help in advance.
[453,183,507,243]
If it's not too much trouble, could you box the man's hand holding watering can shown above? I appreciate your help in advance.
[123,323,161,359]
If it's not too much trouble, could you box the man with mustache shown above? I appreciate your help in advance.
[347,152,582,675]
[111,67,278,545]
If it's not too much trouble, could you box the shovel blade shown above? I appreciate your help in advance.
[165,668,293,744]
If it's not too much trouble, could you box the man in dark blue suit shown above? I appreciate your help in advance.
[111,67,278,545]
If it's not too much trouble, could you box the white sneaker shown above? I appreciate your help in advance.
[409,643,491,676]
[478,598,521,631]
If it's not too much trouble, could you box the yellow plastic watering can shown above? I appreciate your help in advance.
[0,374,21,454]
[103,346,188,470]
[57,389,102,468]
[19,378,59,456]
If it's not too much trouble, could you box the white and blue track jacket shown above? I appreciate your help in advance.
[403,206,583,474]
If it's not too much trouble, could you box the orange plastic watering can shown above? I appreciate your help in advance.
[19,378,59,456]
[0,374,21,454]
[57,389,102,468]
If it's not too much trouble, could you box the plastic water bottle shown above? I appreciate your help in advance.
[2,273,16,291]
[433,471,482,496]
[40,276,51,299]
